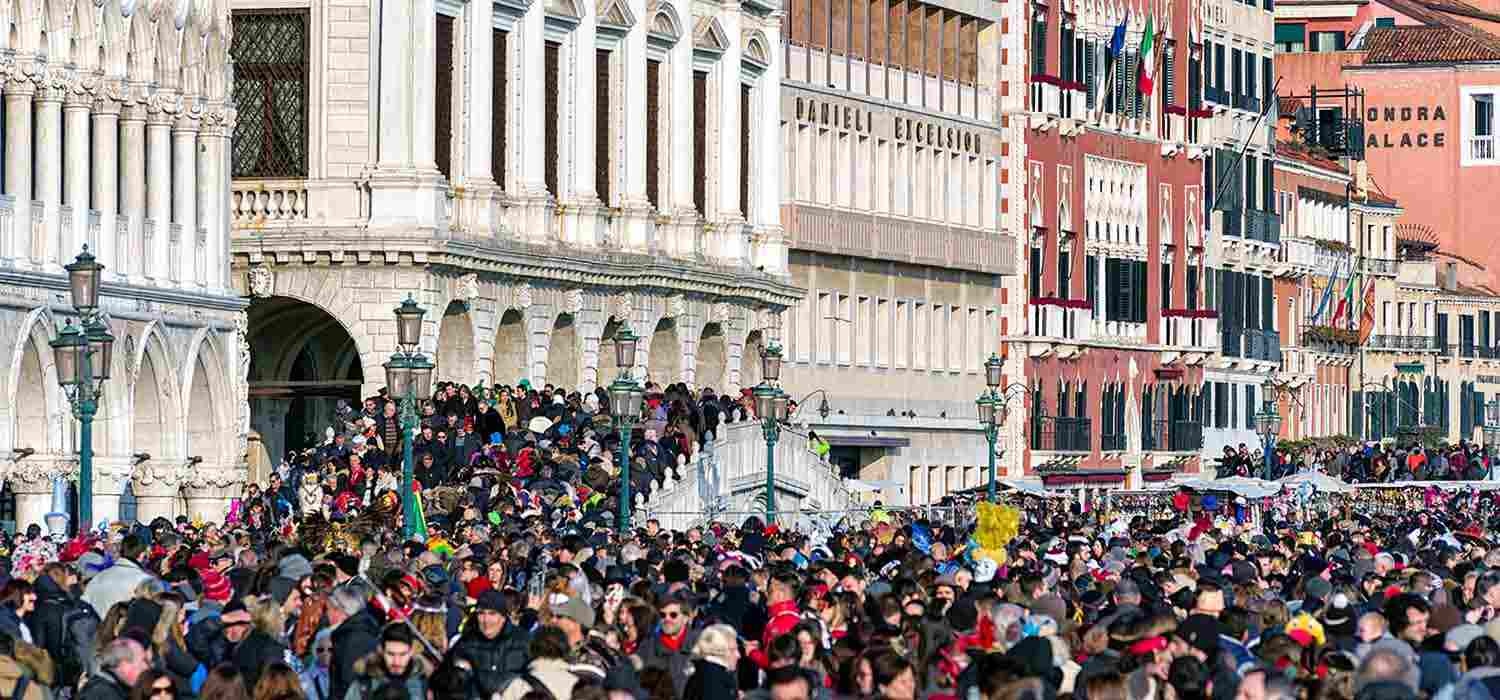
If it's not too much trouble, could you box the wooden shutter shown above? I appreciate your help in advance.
[1084,39,1096,108]
[1058,250,1071,300]
[693,71,708,215]
[1164,41,1176,106]
[1263,160,1274,212]
[492,30,508,190]
[646,59,660,209]
[740,84,751,219]
[1261,276,1273,331]
[597,49,612,204]
[1086,254,1098,316]
[545,41,561,197]
[435,14,455,179]
[1162,262,1172,310]
[1133,259,1147,322]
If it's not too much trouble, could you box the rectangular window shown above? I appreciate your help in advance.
[1275,23,1305,52]
[1164,41,1176,107]
[646,59,661,209]
[740,84,752,218]
[1060,19,1074,82]
[1310,31,1345,52]
[492,30,509,190]
[913,302,927,369]
[1262,56,1273,105]
[1375,16,1395,26]
[1230,48,1241,103]
[435,14,455,179]
[1162,261,1172,310]
[1058,249,1071,300]
[693,71,708,215]
[949,305,964,370]
[230,9,311,178]
[1213,43,1225,96]
[544,41,561,196]
[838,294,852,364]
[875,298,890,365]
[1086,254,1099,318]
[596,49,612,204]
[894,300,909,367]
[817,292,834,363]
[1029,246,1042,299]
[1031,9,1047,76]
[1438,312,1450,348]
[1187,266,1198,310]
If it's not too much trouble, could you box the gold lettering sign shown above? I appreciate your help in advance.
[1363,104,1447,150]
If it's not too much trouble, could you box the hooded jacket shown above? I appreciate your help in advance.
[330,609,382,700]
[449,617,531,697]
[344,650,431,700]
[81,557,153,617]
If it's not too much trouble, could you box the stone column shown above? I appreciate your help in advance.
[367,0,446,230]
[755,15,788,275]
[172,112,199,288]
[4,79,34,262]
[184,464,245,523]
[667,32,696,258]
[145,101,175,282]
[118,103,148,281]
[63,88,92,258]
[198,108,229,292]
[511,0,554,242]
[7,457,76,531]
[131,464,181,523]
[563,12,605,249]
[90,456,135,527]
[713,3,746,266]
[92,90,122,272]
[34,77,64,267]
[616,0,653,252]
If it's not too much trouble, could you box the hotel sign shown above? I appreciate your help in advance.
[1364,104,1448,149]
[786,90,997,157]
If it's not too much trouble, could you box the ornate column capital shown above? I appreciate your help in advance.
[3,454,79,488]
[145,91,183,126]
[34,67,71,103]
[199,104,234,138]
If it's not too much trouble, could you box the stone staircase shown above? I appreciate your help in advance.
[633,420,857,531]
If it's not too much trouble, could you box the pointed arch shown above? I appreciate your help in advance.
[132,322,183,461]
[101,0,128,79]
[72,0,100,71]
[13,0,41,54]
[202,22,227,100]
[182,328,232,466]
[180,15,205,98]
[127,3,156,84]
[155,3,183,89]
[7,308,64,454]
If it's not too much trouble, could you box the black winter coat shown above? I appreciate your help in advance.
[24,574,81,684]
[447,620,531,698]
[683,659,738,700]
[76,670,130,700]
[330,610,382,700]
[234,629,290,690]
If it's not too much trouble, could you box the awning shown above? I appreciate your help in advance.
[821,434,912,448]
[1275,23,1305,44]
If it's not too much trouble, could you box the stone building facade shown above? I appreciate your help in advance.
[0,0,248,529]
[229,0,799,462]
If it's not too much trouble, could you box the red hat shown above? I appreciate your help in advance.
[401,573,424,594]
[201,570,232,604]
[465,577,492,600]
[188,552,211,572]
[59,537,94,564]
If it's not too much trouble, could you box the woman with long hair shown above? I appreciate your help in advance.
[253,662,306,700]
[0,580,35,645]
[291,574,333,658]
[127,670,178,700]
[871,651,918,700]
[199,665,253,700]
[619,601,657,656]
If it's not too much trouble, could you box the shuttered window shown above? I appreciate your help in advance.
[1186,266,1199,310]
[545,41,561,197]
[435,14,455,179]
[1059,20,1074,81]
[1162,262,1172,309]
[646,59,661,210]
[1084,39,1097,108]
[1163,41,1176,106]
[1112,51,1126,113]
[597,49,612,205]
[693,70,708,215]
[1213,43,1225,97]
[1230,48,1241,103]
[1262,56,1274,104]
[492,30,508,190]
[1058,250,1071,300]
[740,84,751,219]
[1086,254,1098,317]
[1262,159,1274,211]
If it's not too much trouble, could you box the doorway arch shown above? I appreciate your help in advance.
[492,310,527,387]
[548,314,580,390]
[695,323,727,391]
[436,300,476,384]
[648,317,682,387]
[246,297,364,463]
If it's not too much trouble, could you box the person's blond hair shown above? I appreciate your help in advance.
[691,624,739,667]
[249,596,286,638]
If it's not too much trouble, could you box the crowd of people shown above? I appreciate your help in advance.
[1214,441,1495,483]
[0,380,1498,700]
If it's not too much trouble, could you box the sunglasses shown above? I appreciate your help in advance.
[661,611,684,619]
[151,682,173,697]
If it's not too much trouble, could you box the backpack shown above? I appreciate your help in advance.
[56,601,100,687]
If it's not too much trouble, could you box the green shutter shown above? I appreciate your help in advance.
[1275,23,1306,44]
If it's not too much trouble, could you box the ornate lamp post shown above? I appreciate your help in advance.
[755,343,785,523]
[383,296,433,540]
[976,354,1004,502]
[1254,375,1283,480]
[607,325,644,532]
[50,247,114,532]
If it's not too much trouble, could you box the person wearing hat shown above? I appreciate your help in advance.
[448,589,530,698]
[551,593,632,688]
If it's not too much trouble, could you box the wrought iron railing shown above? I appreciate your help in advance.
[1368,335,1439,351]
[1171,420,1204,451]
[1035,416,1091,453]
[1360,257,1400,275]
[1222,327,1243,358]
[1101,433,1126,452]
[1246,210,1281,244]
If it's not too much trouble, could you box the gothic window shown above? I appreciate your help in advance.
[230,9,310,178]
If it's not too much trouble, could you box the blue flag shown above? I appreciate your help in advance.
[1109,13,1129,57]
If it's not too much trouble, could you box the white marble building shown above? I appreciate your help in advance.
[0,0,249,529]
[229,0,797,462]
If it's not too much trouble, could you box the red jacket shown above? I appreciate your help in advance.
[749,600,803,668]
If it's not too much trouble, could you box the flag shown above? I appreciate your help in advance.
[1310,255,1342,325]
[413,489,429,541]
[1139,14,1158,95]
[1332,267,1357,328]
[1357,280,1377,344]
[1110,12,1130,57]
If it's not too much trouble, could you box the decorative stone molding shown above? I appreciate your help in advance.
[668,295,687,318]
[564,288,584,315]
[458,273,480,304]
[184,465,245,490]
[247,266,274,297]
[712,302,732,324]
[4,454,78,486]
[615,293,634,322]
[134,459,196,489]
[515,283,534,309]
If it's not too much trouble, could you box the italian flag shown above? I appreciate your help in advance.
[1139,14,1158,95]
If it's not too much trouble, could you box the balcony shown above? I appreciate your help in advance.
[1452,344,1500,360]
[1160,312,1219,348]
[1303,325,1358,354]
[1360,257,1400,276]
[1029,300,1093,343]
[1101,432,1126,452]
[1246,210,1281,244]
[1470,135,1495,162]
[1222,327,1242,358]
[1033,416,1092,453]
[1205,86,1230,106]
[1368,334,1439,352]
[1246,329,1282,362]
[783,203,1015,275]
[1144,420,1204,452]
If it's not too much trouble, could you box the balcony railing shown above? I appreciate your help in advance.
[1360,257,1400,276]
[1305,335,1357,354]
[1144,419,1204,452]
[1101,432,1126,452]
[1205,86,1230,105]
[1452,344,1500,360]
[1222,327,1242,358]
[1246,329,1282,362]
[1246,211,1281,244]
[1470,135,1495,162]
[1033,416,1092,453]
[1368,334,1439,351]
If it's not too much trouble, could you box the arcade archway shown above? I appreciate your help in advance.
[695,323,727,391]
[247,297,364,464]
[436,301,476,384]
[492,310,527,387]
[547,314,580,390]
[648,317,682,387]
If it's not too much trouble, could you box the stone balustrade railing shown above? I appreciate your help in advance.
[232,180,311,225]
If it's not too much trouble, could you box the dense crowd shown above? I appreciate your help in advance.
[1,380,1499,700]
[1214,441,1494,482]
